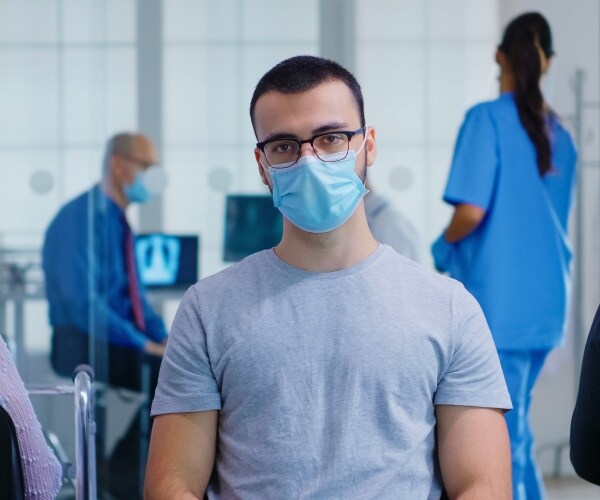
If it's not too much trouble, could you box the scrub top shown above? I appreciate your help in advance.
[432,92,577,350]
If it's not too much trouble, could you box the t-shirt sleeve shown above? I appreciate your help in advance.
[151,286,222,416]
[434,283,512,410]
[443,105,499,210]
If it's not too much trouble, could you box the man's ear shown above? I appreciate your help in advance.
[365,126,377,168]
[110,155,124,180]
[255,148,270,187]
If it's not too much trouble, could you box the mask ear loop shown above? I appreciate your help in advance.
[354,127,370,186]
[356,126,369,156]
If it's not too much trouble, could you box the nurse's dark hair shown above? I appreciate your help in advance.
[249,55,365,135]
[499,12,554,176]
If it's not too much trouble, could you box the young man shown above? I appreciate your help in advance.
[145,56,512,499]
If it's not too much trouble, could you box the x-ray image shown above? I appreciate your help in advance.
[135,234,199,288]
[136,234,181,285]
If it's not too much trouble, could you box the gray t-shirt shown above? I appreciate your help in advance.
[152,244,511,499]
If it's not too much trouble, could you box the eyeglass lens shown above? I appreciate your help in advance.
[264,132,350,167]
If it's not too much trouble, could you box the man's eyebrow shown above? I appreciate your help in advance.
[312,122,349,135]
[260,131,298,143]
[260,122,350,143]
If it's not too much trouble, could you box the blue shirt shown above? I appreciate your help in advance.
[432,93,577,350]
[42,185,168,349]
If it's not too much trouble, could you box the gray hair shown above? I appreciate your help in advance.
[102,132,137,176]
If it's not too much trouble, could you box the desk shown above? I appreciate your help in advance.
[0,261,43,372]
[0,261,185,372]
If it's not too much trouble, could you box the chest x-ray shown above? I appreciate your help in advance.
[135,234,199,288]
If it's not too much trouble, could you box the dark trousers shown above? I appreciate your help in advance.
[52,327,162,499]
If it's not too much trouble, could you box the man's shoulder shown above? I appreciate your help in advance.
[48,188,92,225]
[192,250,272,294]
[191,245,467,309]
[43,188,97,254]
[379,245,458,290]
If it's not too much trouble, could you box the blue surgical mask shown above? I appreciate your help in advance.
[268,148,368,233]
[124,171,151,204]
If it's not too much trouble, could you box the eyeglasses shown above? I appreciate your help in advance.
[257,127,365,169]
[117,153,155,170]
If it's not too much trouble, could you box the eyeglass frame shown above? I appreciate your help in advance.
[256,127,366,168]
[116,152,156,170]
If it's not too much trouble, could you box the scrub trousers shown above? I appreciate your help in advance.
[497,349,550,500]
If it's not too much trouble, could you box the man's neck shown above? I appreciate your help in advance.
[100,178,128,209]
[273,206,378,273]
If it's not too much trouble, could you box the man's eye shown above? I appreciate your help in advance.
[320,134,344,144]
[266,141,298,155]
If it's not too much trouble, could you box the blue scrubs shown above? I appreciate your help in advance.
[432,93,577,499]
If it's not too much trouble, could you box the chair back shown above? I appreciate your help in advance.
[0,404,25,500]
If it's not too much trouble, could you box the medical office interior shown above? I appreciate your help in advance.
[1,0,599,498]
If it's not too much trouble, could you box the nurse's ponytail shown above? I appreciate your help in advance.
[499,12,554,176]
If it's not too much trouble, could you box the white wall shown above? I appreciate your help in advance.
[161,0,320,280]
[355,0,500,266]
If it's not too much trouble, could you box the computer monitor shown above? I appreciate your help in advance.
[223,194,283,262]
[135,233,199,289]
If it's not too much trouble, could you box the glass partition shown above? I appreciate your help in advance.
[0,0,136,496]
[162,0,320,281]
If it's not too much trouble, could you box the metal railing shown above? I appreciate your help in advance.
[27,364,97,500]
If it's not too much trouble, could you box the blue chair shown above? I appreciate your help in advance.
[0,404,25,500]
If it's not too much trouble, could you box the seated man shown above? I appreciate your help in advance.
[42,132,167,499]
[146,56,512,499]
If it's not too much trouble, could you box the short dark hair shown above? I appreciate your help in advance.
[249,55,365,135]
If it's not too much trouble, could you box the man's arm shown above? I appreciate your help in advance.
[436,405,511,499]
[145,410,218,499]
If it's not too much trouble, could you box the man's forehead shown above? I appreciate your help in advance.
[132,137,157,160]
[131,136,150,151]
[256,79,355,107]
[253,80,360,136]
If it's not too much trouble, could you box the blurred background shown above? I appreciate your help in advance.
[0,0,598,497]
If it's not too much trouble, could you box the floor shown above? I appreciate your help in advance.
[56,476,598,499]
[546,476,599,499]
